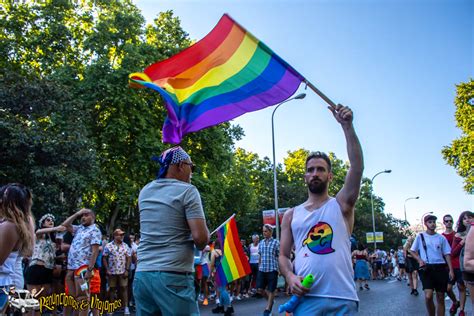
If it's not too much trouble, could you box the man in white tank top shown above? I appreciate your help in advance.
[279,104,363,315]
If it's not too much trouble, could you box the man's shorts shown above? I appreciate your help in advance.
[462,271,474,285]
[66,268,101,295]
[201,263,210,278]
[375,261,382,270]
[398,263,406,269]
[195,264,209,280]
[256,270,278,292]
[448,268,464,286]
[89,269,101,294]
[133,271,198,316]
[293,296,359,316]
[109,274,128,288]
[419,264,449,292]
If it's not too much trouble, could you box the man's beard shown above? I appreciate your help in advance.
[308,179,328,194]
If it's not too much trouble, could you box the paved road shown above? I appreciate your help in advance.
[198,278,472,316]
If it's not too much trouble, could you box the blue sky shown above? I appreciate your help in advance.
[135,0,473,227]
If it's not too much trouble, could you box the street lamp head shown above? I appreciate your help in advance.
[384,169,392,173]
[294,93,306,100]
[415,196,420,199]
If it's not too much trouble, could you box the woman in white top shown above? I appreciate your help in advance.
[0,183,35,313]
[249,234,260,293]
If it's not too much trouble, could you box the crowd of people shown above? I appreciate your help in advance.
[2,104,470,316]
[0,197,142,316]
[350,211,474,316]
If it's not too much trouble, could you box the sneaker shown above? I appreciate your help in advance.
[212,305,225,314]
[413,289,419,296]
[364,284,370,290]
[124,307,130,315]
[236,294,242,301]
[263,310,271,316]
[459,311,465,316]
[224,308,233,316]
[227,306,234,314]
[203,298,209,306]
[359,286,363,291]
[449,301,460,314]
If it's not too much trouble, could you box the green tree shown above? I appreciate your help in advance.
[1,2,243,233]
[442,79,474,194]
[0,70,98,218]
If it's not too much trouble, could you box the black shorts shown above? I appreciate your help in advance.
[419,264,449,292]
[406,257,419,273]
[462,271,474,284]
[449,268,464,285]
[256,271,278,292]
[398,263,406,269]
[25,264,53,285]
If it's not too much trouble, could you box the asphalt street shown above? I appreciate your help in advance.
[198,278,473,316]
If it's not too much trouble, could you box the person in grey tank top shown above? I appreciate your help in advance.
[279,104,364,315]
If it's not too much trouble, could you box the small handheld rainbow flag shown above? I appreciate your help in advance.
[130,14,305,144]
[214,216,251,286]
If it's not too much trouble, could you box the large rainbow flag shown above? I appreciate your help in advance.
[215,216,251,286]
[130,14,305,144]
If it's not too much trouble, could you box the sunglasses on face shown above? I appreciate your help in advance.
[444,220,453,223]
[182,162,195,172]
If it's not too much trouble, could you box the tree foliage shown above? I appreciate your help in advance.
[1,1,405,248]
[442,79,474,194]
[0,70,98,218]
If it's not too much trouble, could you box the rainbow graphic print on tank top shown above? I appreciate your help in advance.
[302,222,335,255]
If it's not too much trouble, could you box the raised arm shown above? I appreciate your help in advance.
[331,104,364,214]
[36,225,66,237]
[61,208,89,230]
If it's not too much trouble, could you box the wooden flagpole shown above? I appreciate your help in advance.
[210,213,236,236]
[304,79,337,109]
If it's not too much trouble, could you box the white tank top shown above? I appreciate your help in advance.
[292,197,358,301]
[249,244,259,264]
[0,251,19,286]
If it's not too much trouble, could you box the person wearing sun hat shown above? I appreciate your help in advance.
[134,146,210,316]
[103,228,132,315]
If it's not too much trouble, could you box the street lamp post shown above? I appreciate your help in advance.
[272,93,306,240]
[370,169,392,251]
[404,196,420,223]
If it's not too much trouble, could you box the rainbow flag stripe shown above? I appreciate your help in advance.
[215,217,251,286]
[130,14,304,144]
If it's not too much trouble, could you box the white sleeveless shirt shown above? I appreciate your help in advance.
[292,197,358,301]
[0,251,19,286]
